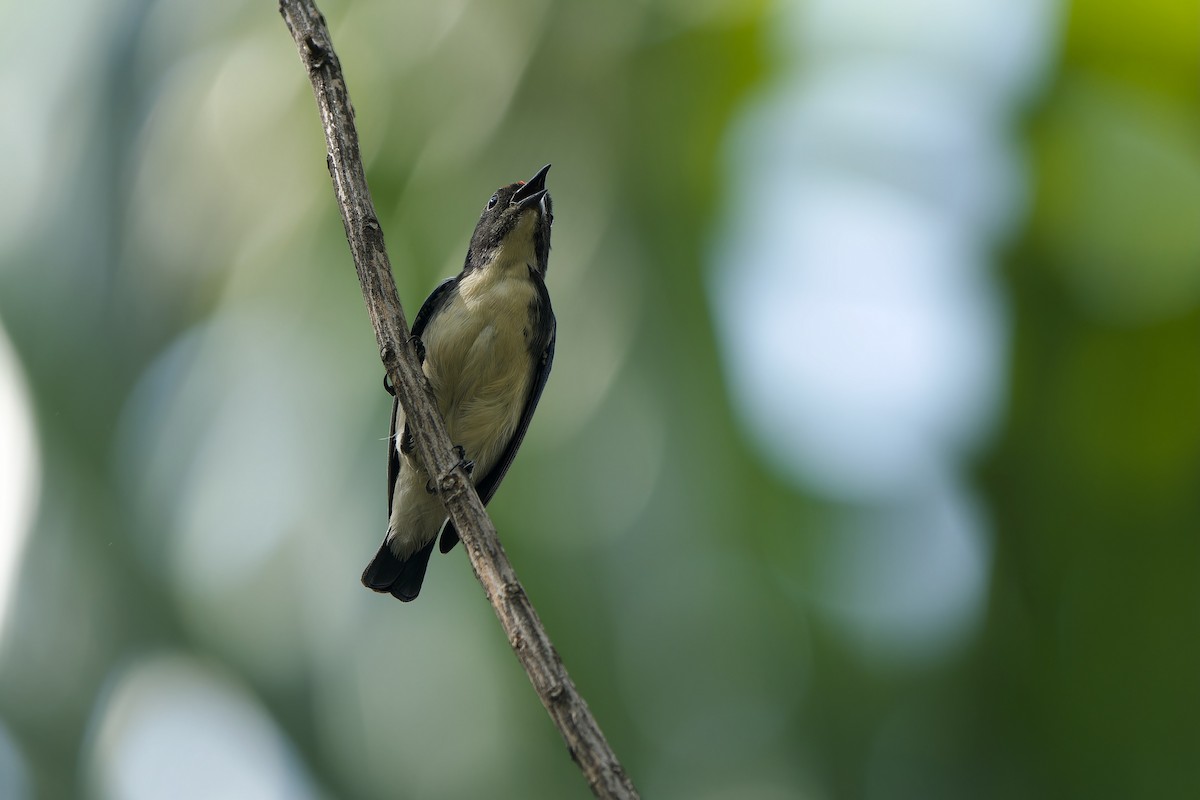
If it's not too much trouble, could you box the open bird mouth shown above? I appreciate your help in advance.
[511,163,551,209]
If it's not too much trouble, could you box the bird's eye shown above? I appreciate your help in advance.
[487,194,499,210]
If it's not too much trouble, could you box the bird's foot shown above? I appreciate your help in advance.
[453,445,474,476]
[409,335,427,364]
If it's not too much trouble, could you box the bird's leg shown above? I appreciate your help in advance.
[453,445,475,477]
[399,423,415,455]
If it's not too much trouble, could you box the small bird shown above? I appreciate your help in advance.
[362,165,556,601]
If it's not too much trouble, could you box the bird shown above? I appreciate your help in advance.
[361,164,556,601]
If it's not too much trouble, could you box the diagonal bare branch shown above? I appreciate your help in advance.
[277,2,639,797]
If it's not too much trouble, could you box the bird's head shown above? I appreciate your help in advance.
[464,164,553,276]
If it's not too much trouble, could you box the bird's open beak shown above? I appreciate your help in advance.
[511,163,551,208]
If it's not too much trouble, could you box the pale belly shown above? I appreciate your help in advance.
[385,269,539,557]
[421,278,536,478]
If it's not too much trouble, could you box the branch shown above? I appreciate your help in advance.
[277,2,639,797]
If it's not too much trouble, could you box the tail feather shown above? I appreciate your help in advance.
[361,537,437,602]
[438,521,460,554]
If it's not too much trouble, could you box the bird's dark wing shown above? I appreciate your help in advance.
[386,394,399,516]
[387,278,458,515]
[439,289,556,554]
[412,278,458,339]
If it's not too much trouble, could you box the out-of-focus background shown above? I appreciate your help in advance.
[1,0,1198,797]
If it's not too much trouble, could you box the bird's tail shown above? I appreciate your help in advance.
[361,537,436,602]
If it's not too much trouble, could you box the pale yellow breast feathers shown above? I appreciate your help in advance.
[422,263,537,477]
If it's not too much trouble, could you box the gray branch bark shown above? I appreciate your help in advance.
[277,2,639,797]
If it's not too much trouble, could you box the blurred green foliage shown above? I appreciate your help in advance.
[0,0,1196,799]
[979,2,1200,797]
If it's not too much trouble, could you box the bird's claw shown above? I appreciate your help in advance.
[409,335,427,364]
[382,372,395,396]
